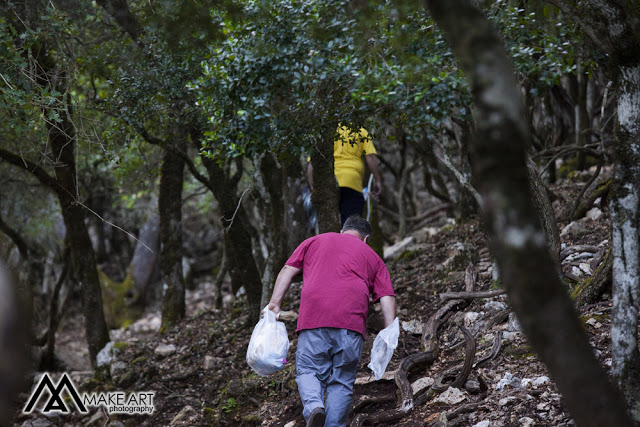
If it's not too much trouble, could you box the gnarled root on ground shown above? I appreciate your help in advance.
[350,266,480,426]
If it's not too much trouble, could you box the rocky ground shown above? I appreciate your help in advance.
[12,168,615,427]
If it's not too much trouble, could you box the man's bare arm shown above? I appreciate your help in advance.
[365,154,382,196]
[306,162,314,192]
[379,295,396,327]
[267,265,302,314]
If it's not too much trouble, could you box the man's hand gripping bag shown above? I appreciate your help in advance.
[246,308,290,376]
[368,317,399,380]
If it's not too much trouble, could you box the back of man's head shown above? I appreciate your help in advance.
[342,215,372,239]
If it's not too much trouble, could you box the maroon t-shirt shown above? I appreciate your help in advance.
[285,232,395,337]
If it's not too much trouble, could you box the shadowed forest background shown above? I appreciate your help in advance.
[1,0,640,426]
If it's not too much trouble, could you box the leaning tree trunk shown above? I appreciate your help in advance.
[200,155,263,320]
[422,1,632,425]
[159,131,186,327]
[310,130,341,233]
[527,156,561,272]
[610,63,640,416]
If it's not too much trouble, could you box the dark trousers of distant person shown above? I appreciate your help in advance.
[339,187,365,226]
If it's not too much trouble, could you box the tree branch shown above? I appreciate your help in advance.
[0,148,58,191]
[543,0,613,53]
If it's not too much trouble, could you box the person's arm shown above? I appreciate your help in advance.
[379,295,396,327]
[267,265,302,315]
[365,154,382,197]
[306,162,314,192]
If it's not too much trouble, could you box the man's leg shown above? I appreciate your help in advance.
[296,329,332,422]
[324,329,364,427]
[339,187,365,225]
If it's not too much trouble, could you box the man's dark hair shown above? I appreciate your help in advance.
[342,215,372,238]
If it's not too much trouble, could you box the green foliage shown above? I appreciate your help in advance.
[350,4,470,142]
[193,0,369,159]
[220,397,237,413]
[488,1,587,90]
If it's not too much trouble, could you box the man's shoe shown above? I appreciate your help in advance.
[307,407,326,427]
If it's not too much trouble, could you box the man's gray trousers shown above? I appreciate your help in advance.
[296,328,364,427]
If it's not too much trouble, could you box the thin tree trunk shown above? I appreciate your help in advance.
[422,1,633,425]
[527,157,561,271]
[159,129,186,327]
[396,130,409,238]
[310,130,341,233]
[259,154,289,271]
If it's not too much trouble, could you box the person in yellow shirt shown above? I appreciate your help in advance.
[307,125,382,225]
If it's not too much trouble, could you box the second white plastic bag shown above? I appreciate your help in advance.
[368,317,399,380]
[246,307,290,377]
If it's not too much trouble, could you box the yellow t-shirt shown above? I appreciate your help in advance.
[333,126,377,192]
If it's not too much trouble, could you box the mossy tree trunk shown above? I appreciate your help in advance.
[159,126,186,327]
[310,129,341,233]
[453,120,478,221]
[610,63,640,417]
[548,0,640,417]
[422,0,633,425]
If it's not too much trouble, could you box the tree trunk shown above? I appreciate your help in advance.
[422,1,633,425]
[396,130,410,238]
[527,157,561,271]
[0,261,28,426]
[610,64,640,418]
[201,156,263,320]
[283,158,308,252]
[159,130,186,327]
[259,154,289,271]
[126,208,160,305]
[310,131,341,233]
[51,106,111,368]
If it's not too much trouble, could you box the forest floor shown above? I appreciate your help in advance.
[13,167,615,427]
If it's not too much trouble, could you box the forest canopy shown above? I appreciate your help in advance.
[1,0,640,425]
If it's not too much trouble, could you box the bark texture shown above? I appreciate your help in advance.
[610,64,640,417]
[126,208,160,304]
[310,131,341,233]
[159,130,186,327]
[422,1,633,425]
[2,33,113,366]
[549,0,640,415]
[527,157,561,270]
[201,155,263,319]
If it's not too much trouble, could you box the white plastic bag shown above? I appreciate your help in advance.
[367,317,399,380]
[246,307,290,376]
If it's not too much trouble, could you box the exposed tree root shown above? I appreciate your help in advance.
[350,266,478,426]
[474,330,503,369]
[430,402,484,426]
[570,247,613,306]
[560,245,599,261]
[440,289,506,300]
[432,324,475,392]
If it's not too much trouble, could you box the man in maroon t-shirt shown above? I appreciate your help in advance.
[267,216,396,427]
